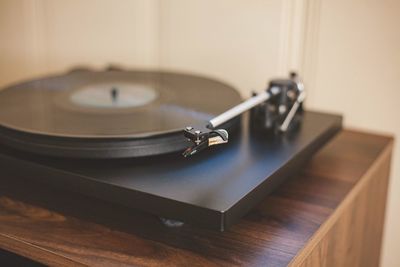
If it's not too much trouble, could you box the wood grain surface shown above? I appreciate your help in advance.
[0,130,393,266]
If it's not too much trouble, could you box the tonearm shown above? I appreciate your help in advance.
[182,72,305,157]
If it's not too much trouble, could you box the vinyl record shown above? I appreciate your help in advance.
[0,69,242,158]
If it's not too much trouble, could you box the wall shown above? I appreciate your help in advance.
[0,0,290,93]
[0,0,43,84]
[0,0,160,86]
[157,0,290,94]
[304,1,400,266]
[0,0,399,265]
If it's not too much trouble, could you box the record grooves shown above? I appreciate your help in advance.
[0,70,242,158]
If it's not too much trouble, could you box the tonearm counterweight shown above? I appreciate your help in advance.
[183,72,305,157]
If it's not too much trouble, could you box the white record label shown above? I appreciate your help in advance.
[70,83,158,108]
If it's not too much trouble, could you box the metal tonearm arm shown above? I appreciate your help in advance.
[183,72,306,157]
[182,89,279,157]
[207,88,280,129]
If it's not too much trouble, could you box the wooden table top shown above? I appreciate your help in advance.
[0,130,393,266]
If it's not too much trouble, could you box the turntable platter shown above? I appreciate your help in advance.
[0,69,242,158]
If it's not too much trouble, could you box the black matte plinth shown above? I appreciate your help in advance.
[0,111,341,230]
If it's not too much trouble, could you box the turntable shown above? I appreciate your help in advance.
[0,68,341,230]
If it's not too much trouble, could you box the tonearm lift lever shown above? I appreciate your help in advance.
[183,72,305,157]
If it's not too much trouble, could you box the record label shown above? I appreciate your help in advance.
[70,83,158,109]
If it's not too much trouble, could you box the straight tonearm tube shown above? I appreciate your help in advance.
[183,72,305,157]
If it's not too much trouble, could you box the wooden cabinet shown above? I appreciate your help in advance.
[0,130,393,266]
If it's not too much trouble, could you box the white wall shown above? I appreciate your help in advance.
[0,0,290,93]
[0,0,160,86]
[0,0,43,84]
[304,1,400,266]
[0,0,399,265]
[158,0,287,94]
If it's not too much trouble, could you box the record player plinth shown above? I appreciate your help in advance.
[0,130,392,266]
[1,111,341,230]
